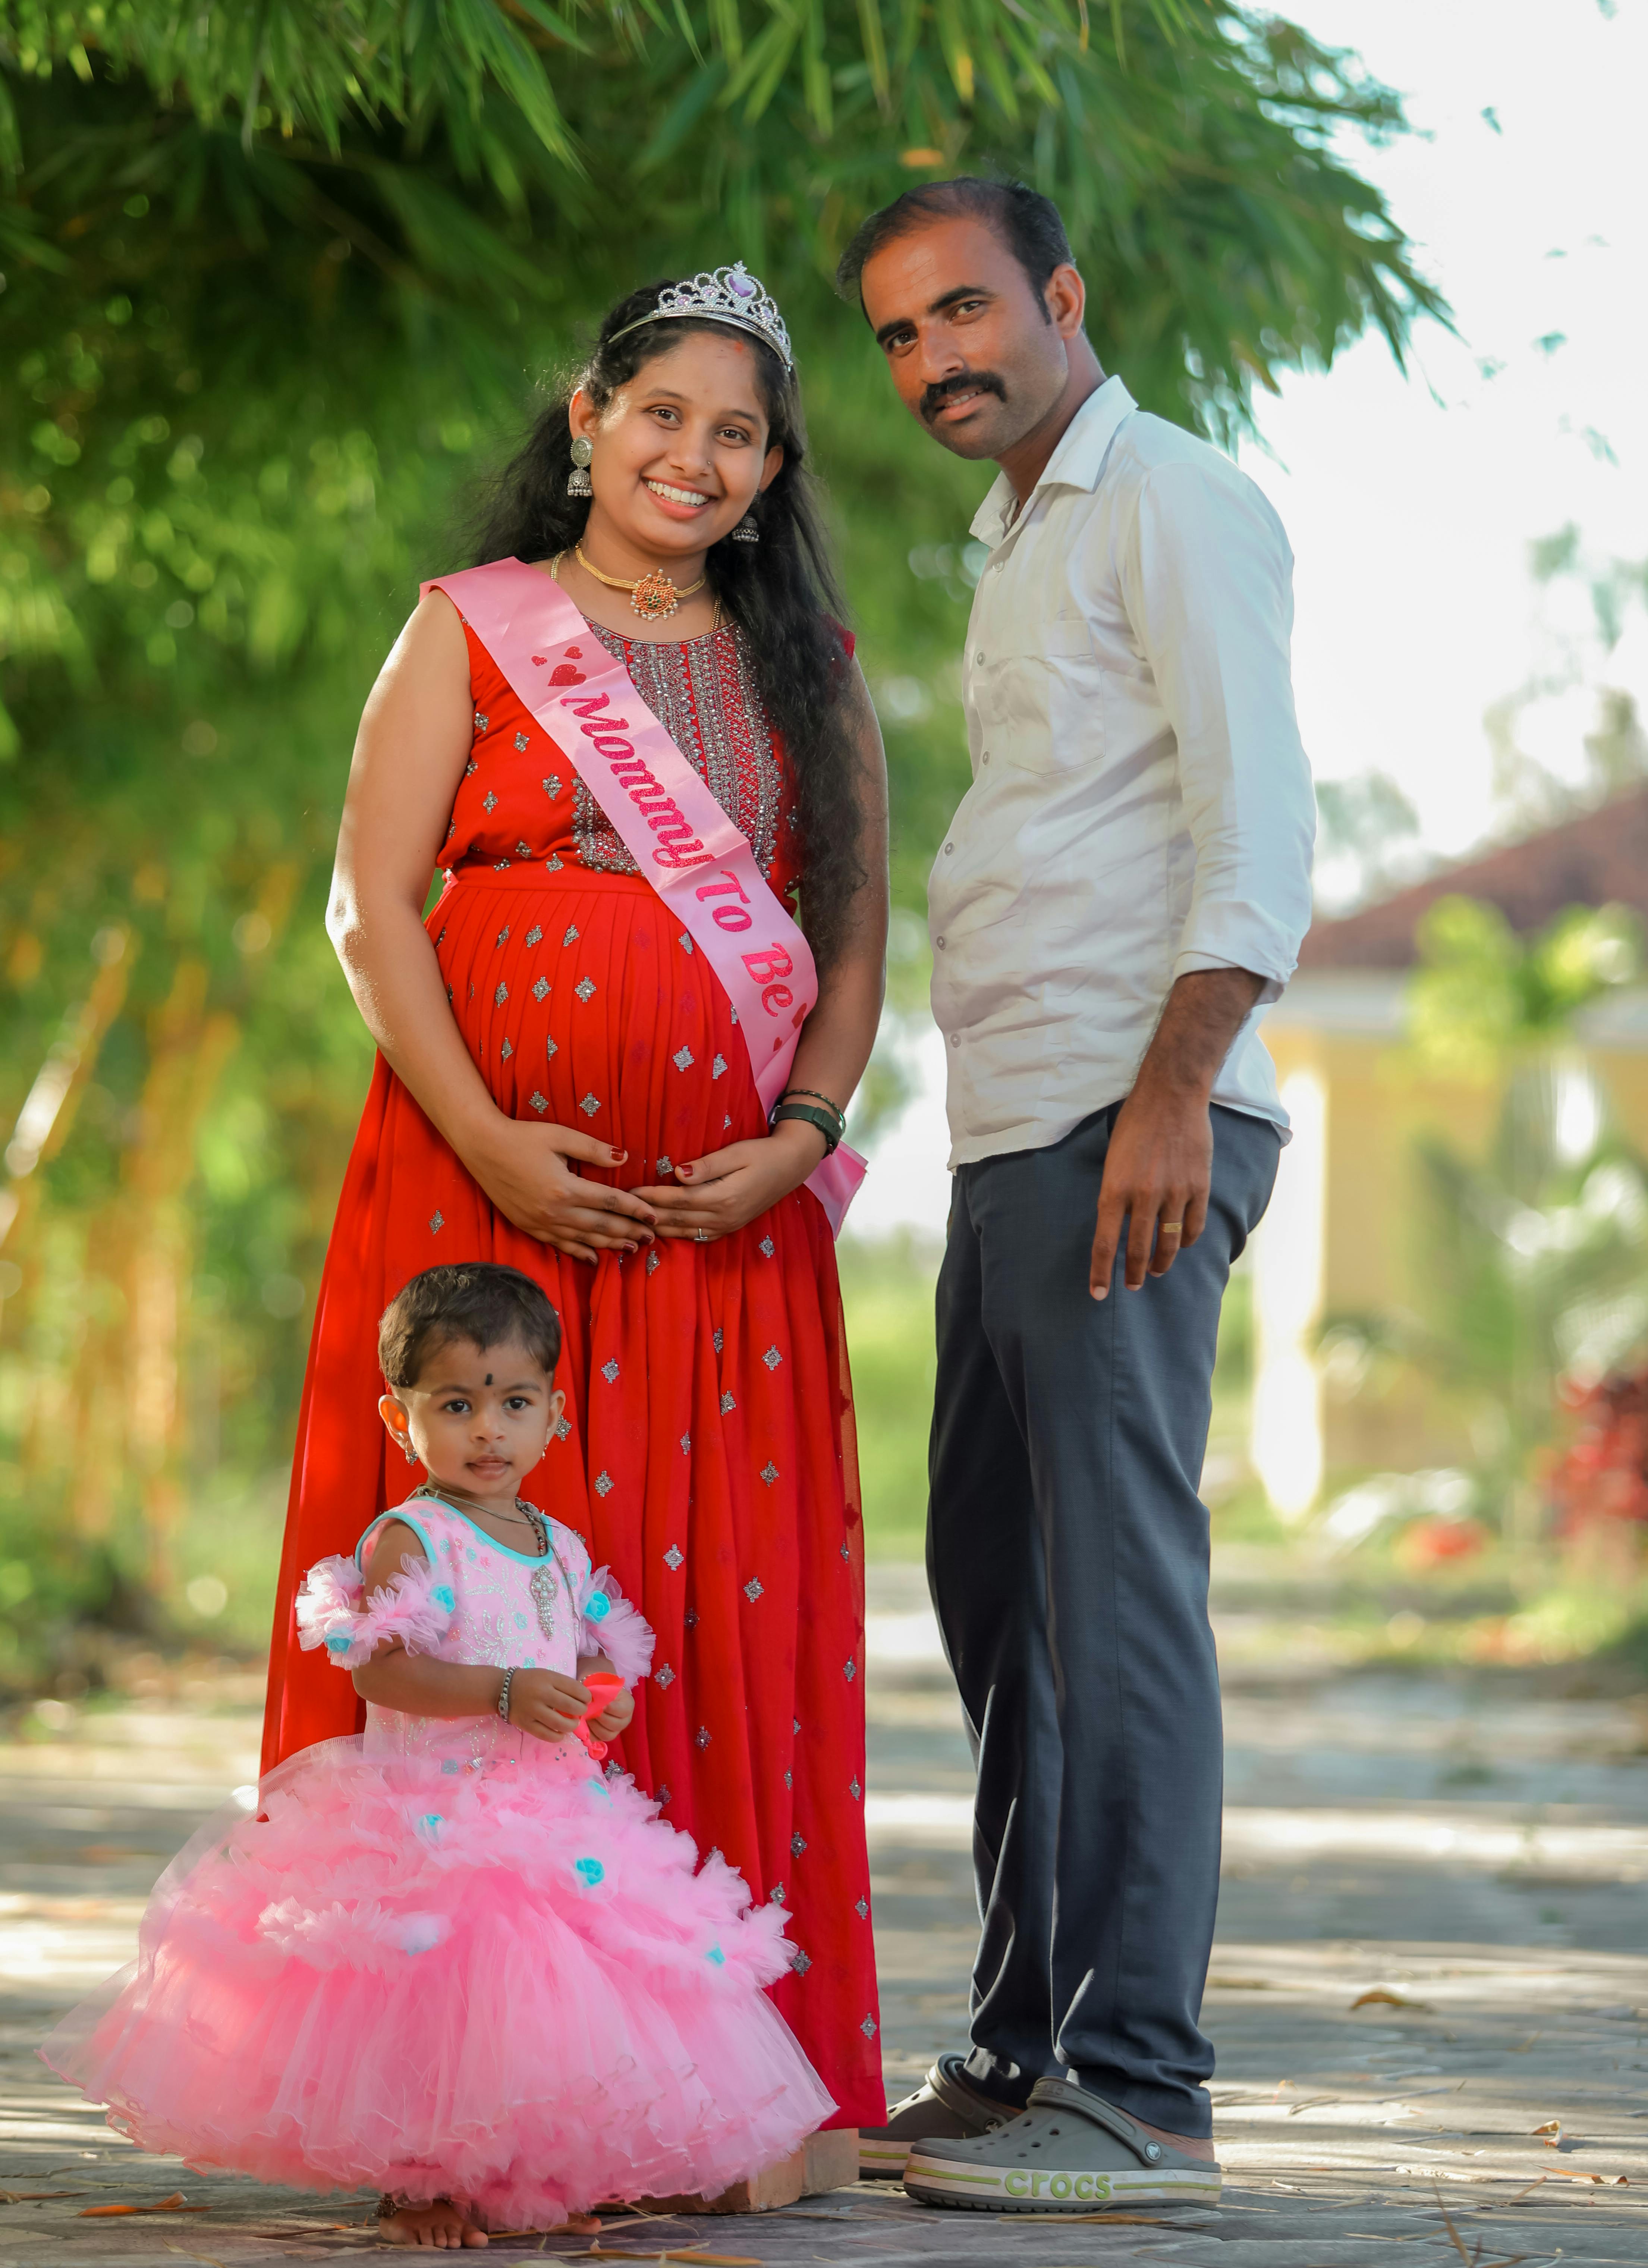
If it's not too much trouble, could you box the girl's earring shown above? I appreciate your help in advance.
[730,510,759,544]
[401,1438,418,1465]
[567,436,594,500]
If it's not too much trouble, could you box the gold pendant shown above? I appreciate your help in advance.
[629,568,680,621]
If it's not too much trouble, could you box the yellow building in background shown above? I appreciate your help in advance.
[1248,785,1648,1516]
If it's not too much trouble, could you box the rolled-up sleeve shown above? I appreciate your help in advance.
[1115,461,1315,1001]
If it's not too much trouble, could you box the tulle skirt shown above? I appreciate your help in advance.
[39,1734,834,2228]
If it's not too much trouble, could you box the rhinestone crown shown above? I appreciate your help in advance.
[609,262,794,373]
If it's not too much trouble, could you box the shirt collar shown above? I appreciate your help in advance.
[969,374,1138,547]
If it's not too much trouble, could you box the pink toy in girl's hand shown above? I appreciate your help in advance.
[574,1672,624,1762]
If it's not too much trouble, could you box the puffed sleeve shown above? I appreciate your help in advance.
[294,1552,455,1671]
[577,1562,656,1689]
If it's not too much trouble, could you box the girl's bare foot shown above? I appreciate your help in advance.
[379,2199,488,2248]
[566,2215,601,2235]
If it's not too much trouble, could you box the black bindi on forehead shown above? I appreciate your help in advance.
[484,1372,493,1386]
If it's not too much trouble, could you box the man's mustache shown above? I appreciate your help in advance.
[919,370,1007,422]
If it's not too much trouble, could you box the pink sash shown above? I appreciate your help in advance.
[423,557,867,1235]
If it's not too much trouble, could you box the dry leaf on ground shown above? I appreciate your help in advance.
[1351,1988,1433,2011]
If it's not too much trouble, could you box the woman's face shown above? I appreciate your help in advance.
[571,328,784,560]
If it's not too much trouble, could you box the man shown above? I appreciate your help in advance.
[840,180,1314,2212]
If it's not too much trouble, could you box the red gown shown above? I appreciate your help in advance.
[262,598,883,2130]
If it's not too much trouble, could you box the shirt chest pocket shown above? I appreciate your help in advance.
[974,618,1101,770]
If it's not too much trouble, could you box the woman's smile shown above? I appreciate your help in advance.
[642,475,715,518]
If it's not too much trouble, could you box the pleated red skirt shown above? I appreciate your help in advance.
[262,864,884,2129]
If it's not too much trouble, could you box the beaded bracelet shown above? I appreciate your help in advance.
[497,1668,515,1722]
[771,1101,840,1156]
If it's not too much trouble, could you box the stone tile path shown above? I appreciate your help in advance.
[4,1565,1648,2262]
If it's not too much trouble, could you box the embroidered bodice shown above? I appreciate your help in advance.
[361,1496,594,1675]
[443,609,801,892]
[290,1495,655,1772]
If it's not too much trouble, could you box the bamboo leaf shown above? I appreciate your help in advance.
[856,0,890,103]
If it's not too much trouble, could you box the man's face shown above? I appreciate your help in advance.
[857,214,1078,462]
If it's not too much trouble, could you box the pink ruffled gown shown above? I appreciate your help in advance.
[40,1496,834,2229]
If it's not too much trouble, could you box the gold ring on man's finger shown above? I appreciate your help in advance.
[1160,1221,1183,1235]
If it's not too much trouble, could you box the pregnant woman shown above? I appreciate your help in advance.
[260,265,890,2137]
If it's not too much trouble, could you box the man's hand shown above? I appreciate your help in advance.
[1089,966,1266,1299]
[1089,1081,1213,1296]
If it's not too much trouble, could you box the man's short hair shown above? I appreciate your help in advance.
[836,177,1074,317]
[379,1263,562,1389]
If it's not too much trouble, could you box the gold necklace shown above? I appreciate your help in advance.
[575,542,706,623]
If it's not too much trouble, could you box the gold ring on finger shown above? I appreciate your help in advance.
[1160,1221,1183,1235]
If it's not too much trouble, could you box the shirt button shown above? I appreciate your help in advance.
[944,842,954,854]
[950,1034,960,1048]
[936,936,946,949]
[975,649,985,663]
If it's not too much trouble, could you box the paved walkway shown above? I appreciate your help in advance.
[4,1565,1648,2262]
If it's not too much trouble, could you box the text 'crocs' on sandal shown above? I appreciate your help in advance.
[901,2076,1223,2211]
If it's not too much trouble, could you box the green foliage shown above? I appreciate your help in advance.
[0,0,1443,1652]
[1321,903,1648,1547]
[1408,897,1641,1079]
[838,1229,940,1558]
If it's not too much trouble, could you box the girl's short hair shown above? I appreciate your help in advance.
[378,1264,562,1389]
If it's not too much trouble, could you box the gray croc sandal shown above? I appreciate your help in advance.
[857,2052,1015,2179]
[902,2076,1222,2211]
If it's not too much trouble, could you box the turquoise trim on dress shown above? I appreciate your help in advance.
[355,1505,438,1572]
[400,1492,559,1567]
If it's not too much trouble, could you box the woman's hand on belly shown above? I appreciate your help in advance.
[635,1119,828,1242]
[468,1118,658,1263]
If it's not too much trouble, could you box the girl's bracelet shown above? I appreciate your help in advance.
[771,1102,840,1156]
[497,1668,515,1723]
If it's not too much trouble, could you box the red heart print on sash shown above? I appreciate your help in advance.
[548,664,586,685]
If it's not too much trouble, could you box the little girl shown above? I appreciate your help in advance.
[42,1262,833,2247]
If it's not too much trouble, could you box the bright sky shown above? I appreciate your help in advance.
[1240,0,1648,867]
[852,0,1648,1238]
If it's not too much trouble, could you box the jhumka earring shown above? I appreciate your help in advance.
[402,1439,419,1464]
[567,435,594,499]
[730,510,759,543]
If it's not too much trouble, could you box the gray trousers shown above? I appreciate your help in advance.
[928,1102,1280,2138]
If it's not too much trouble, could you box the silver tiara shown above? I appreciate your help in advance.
[608,262,794,374]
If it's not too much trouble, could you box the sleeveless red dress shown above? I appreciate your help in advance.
[261,599,883,2130]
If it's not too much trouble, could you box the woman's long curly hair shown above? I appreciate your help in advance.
[466,282,867,971]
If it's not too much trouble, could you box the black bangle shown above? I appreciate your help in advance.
[779,1086,846,1136]
[771,1102,840,1156]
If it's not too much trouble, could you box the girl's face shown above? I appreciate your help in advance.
[572,329,784,560]
[379,1335,564,1508]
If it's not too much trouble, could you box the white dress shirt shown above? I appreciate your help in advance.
[929,376,1315,1168]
